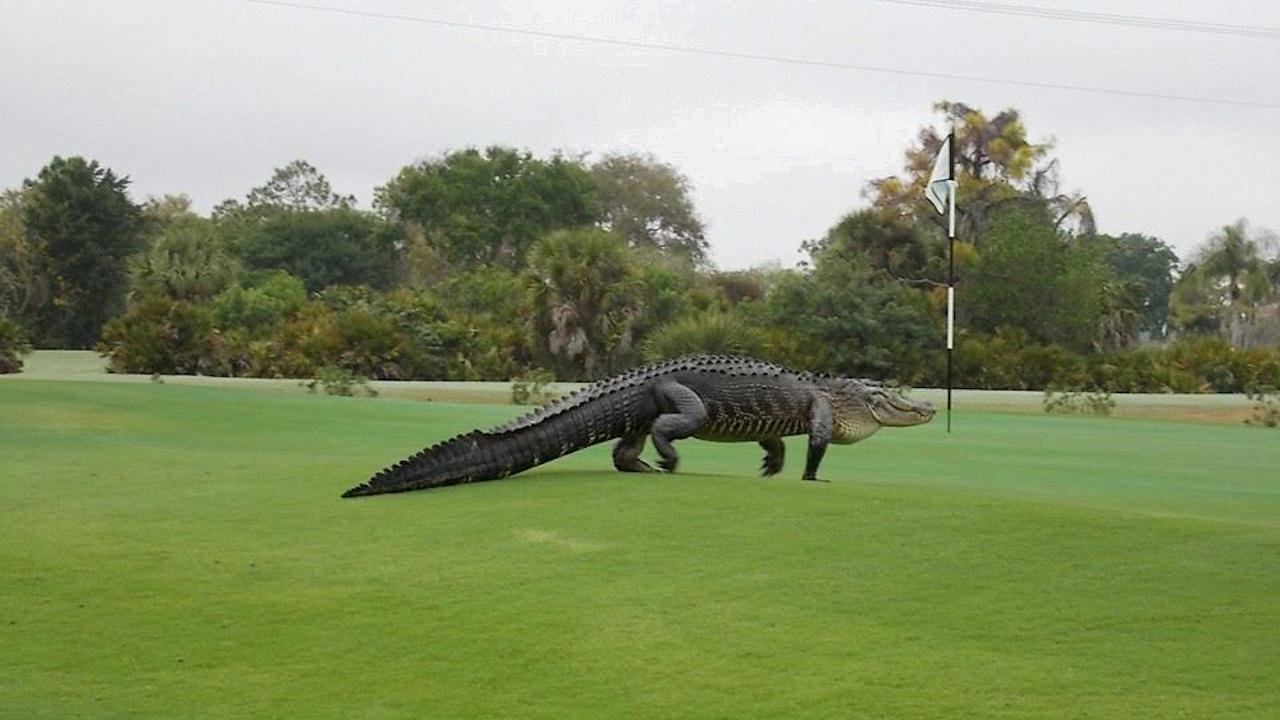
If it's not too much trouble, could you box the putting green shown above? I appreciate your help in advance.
[1,380,1277,718]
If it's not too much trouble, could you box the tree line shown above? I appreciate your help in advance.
[1,100,1278,391]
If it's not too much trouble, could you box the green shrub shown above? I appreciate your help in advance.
[1163,338,1280,393]
[98,295,217,375]
[1092,338,1280,394]
[1245,386,1279,428]
[949,331,1280,393]
[374,289,470,380]
[263,303,398,379]
[211,270,307,335]
[511,369,557,405]
[304,366,378,397]
[643,312,767,361]
[0,316,32,374]
[1043,387,1115,417]
[951,328,1085,391]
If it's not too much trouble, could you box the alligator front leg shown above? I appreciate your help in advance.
[650,381,708,473]
[612,432,655,472]
[803,395,832,482]
[759,438,785,477]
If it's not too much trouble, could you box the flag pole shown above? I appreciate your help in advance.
[925,128,957,433]
[946,130,956,434]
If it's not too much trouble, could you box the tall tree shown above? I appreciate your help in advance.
[1180,219,1275,347]
[215,160,354,218]
[966,205,1108,351]
[22,156,143,347]
[1095,278,1146,351]
[1084,233,1179,339]
[752,214,942,381]
[377,146,598,271]
[868,101,1094,245]
[0,189,50,333]
[142,194,200,228]
[235,209,398,292]
[755,264,939,381]
[216,162,397,292]
[589,153,708,266]
[802,209,943,285]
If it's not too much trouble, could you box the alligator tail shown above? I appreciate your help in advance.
[341,385,647,498]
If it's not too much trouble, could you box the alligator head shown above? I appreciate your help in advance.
[826,379,935,444]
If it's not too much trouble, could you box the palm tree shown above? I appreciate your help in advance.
[127,220,239,303]
[526,228,642,379]
[642,311,767,361]
[1196,220,1274,347]
[1096,279,1144,351]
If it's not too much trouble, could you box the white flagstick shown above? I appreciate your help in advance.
[947,287,954,350]
[925,131,957,433]
[946,176,956,433]
[947,179,955,350]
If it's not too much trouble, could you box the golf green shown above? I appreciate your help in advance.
[2,380,1277,718]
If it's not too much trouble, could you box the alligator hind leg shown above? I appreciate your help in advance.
[650,382,708,473]
[759,438,785,477]
[613,433,655,472]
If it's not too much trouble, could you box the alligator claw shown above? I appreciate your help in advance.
[658,457,679,473]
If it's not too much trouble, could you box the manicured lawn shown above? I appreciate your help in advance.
[1,380,1277,718]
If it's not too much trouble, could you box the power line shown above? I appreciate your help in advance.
[233,0,1280,110]
[862,0,1280,39]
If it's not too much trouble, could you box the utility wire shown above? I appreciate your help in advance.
[861,0,1280,39]
[233,0,1280,110]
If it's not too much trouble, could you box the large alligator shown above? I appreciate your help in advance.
[342,355,935,498]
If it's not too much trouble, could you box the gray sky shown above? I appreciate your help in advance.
[2,0,1277,268]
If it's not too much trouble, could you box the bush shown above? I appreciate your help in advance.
[0,315,32,373]
[98,295,218,375]
[947,331,1280,393]
[304,366,378,398]
[1043,387,1115,417]
[752,265,941,381]
[511,369,557,405]
[1245,387,1279,428]
[260,303,397,379]
[643,311,767,361]
[211,270,307,335]
[1162,338,1280,393]
[96,281,520,382]
[951,327,1085,391]
[373,289,472,380]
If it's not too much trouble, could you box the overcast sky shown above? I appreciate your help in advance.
[2,0,1277,268]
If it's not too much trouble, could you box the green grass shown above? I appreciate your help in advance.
[1,380,1278,718]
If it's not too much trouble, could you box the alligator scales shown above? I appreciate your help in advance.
[343,355,935,497]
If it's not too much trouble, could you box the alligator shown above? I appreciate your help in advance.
[342,355,935,498]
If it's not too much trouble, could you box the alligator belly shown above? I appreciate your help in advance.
[694,417,803,442]
[693,431,760,442]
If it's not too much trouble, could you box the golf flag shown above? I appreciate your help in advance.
[925,134,953,216]
[926,131,957,433]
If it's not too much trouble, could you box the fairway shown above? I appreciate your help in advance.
[2,380,1278,718]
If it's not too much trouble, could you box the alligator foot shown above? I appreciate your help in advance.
[801,476,830,483]
[759,439,784,477]
[616,458,657,473]
[657,456,679,473]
